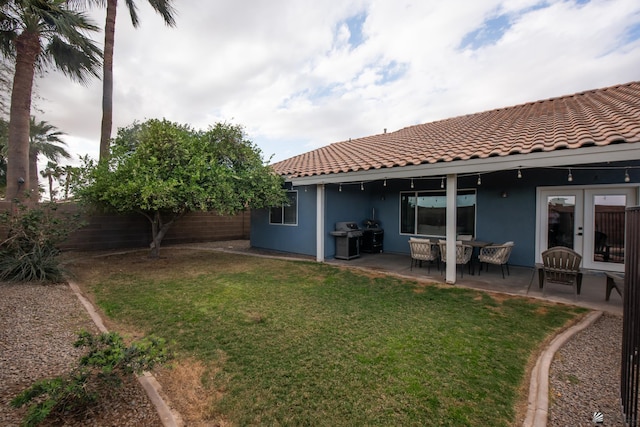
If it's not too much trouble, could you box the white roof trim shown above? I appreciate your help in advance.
[286,143,640,185]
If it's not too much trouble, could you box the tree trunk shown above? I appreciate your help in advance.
[148,211,178,258]
[28,150,39,200]
[99,0,117,161]
[7,31,40,202]
[48,175,54,201]
[64,177,70,200]
[149,211,160,258]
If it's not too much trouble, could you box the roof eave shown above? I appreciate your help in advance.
[285,143,640,186]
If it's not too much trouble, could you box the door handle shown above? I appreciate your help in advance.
[576,232,583,236]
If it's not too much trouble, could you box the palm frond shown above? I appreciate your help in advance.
[66,0,107,8]
[124,0,140,27]
[1,0,101,80]
[0,9,19,57]
[146,0,177,27]
[37,3,101,36]
[44,36,100,83]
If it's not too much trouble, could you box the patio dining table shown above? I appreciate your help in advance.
[463,240,493,274]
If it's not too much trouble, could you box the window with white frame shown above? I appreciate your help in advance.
[270,190,298,225]
[400,189,476,237]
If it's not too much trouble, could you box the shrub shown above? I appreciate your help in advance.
[0,201,81,282]
[11,331,171,426]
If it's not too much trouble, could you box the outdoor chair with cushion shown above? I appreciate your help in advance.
[438,241,473,277]
[538,246,583,297]
[408,238,440,273]
[594,231,611,262]
[478,241,514,279]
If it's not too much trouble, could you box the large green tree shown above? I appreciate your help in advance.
[99,0,176,161]
[75,119,287,257]
[0,0,101,201]
[29,117,70,198]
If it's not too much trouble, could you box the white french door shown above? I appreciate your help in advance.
[536,185,638,272]
[583,187,636,271]
[537,188,584,259]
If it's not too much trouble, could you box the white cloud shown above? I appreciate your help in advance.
[30,0,640,167]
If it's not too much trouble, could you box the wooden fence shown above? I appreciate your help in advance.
[621,206,640,426]
[595,208,626,246]
[0,200,250,251]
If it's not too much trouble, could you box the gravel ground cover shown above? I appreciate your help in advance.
[0,282,161,427]
[548,313,625,427]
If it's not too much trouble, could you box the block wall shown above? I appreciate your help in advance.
[0,201,250,251]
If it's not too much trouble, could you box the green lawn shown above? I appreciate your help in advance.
[70,249,585,426]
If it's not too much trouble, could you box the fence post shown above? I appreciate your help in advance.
[622,206,640,426]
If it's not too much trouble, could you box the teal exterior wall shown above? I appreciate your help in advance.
[251,161,640,267]
[251,185,318,256]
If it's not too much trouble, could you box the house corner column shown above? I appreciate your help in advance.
[446,174,458,284]
[316,184,325,262]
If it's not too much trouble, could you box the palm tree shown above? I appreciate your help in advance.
[40,160,63,201]
[99,0,176,161]
[60,164,80,200]
[0,0,101,201]
[29,117,70,199]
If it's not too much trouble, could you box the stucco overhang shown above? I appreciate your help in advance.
[285,143,640,186]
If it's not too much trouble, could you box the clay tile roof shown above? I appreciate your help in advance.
[272,81,640,178]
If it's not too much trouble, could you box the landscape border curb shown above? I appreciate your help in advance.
[522,310,603,427]
[66,246,604,427]
[68,281,183,427]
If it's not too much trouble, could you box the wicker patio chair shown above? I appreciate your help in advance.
[478,241,514,279]
[538,246,583,297]
[408,238,440,273]
[438,241,473,277]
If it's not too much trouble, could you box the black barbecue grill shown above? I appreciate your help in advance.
[330,222,363,260]
[361,219,384,253]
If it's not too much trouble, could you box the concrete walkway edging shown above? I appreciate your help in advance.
[68,281,183,427]
[522,310,603,427]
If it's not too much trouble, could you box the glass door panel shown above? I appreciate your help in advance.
[547,195,576,249]
[592,195,625,264]
[537,189,583,263]
[583,188,637,271]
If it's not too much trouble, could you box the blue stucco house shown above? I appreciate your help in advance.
[251,82,640,284]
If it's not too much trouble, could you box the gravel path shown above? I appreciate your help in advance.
[0,275,628,426]
[548,313,625,427]
[0,282,161,427]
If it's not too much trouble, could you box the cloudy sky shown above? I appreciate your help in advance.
[36,0,640,167]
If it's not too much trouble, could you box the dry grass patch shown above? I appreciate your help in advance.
[155,357,230,427]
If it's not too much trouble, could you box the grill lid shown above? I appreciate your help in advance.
[335,222,360,231]
[363,219,382,229]
[331,221,363,237]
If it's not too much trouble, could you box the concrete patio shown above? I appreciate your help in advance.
[186,240,624,316]
[326,251,624,315]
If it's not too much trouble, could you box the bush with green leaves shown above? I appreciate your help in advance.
[11,331,171,427]
[0,201,81,282]
[72,118,288,258]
